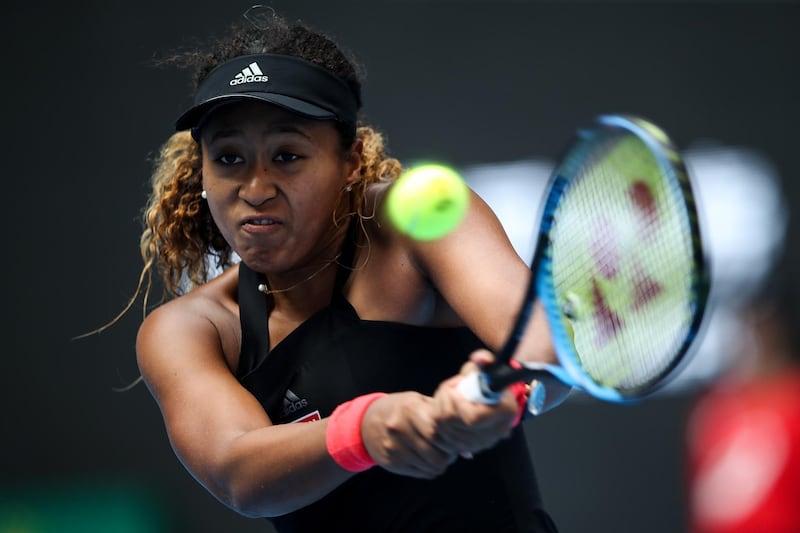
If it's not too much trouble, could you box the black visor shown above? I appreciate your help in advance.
[175,54,360,132]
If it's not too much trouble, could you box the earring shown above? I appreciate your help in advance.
[345,185,352,192]
[201,190,208,199]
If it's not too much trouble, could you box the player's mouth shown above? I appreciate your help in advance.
[248,218,277,225]
[241,215,283,232]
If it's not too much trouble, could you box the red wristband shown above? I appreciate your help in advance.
[325,392,388,472]
[509,359,530,427]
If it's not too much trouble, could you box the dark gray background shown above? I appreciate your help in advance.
[4,1,798,532]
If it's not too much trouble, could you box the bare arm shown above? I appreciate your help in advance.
[137,300,352,517]
[137,297,482,517]
[406,189,572,414]
[405,189,555,363]
[362,187,558,455]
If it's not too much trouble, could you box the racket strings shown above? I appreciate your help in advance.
[548,132,697,394]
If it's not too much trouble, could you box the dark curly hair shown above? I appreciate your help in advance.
[97,13,402,333]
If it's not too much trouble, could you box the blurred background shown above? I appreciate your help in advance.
[3,1,798,532]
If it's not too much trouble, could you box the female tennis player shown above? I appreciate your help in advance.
[131,10,559,532]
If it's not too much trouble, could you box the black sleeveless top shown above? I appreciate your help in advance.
[235,232,558,533]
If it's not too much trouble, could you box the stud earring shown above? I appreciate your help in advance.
[201,190,208,199]
[345,185,352,192]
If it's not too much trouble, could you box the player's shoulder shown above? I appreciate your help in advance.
[136,269,243,380]
[138,266,239,342]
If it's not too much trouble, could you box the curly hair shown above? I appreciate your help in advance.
[121,14,402,318]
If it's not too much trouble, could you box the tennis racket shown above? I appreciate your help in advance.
[457,114,710,414]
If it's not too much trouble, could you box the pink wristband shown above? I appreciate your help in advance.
[325,392,388,472]
[509,359,530,427]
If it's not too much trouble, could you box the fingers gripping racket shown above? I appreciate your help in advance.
[458,114,710,413]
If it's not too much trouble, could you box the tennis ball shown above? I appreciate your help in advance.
[385,163,470,241]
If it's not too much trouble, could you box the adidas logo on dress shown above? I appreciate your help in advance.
[282,389,320,424]
[282,389,308,416]
[229,62,269,86]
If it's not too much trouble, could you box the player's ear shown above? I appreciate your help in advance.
[344,139,363,187]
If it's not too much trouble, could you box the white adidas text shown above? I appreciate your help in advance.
[230,62,269,86]
[230,74,269,85]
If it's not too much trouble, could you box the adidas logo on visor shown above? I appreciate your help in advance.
[229,62,269,86]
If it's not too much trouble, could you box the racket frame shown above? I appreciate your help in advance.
[474,114,710,404]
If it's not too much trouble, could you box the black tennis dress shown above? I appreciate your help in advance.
[235,232,558,533]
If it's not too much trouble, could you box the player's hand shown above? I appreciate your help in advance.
[361,392,459,479]
[431,349,518,457]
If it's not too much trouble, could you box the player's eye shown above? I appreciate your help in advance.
[216,154,244,165]
[274,152,301,163]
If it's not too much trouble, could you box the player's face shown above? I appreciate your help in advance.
[199,101,360,273]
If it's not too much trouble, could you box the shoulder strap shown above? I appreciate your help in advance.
[236,262,270,379]
[236,217,357,385]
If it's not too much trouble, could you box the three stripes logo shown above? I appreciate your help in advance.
[229,61,269,86]
[282,389,320,423]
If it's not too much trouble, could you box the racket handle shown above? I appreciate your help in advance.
[457,370,502,404]
[456,368,553,418]
[457,368,571,416]
[456,364,527,404]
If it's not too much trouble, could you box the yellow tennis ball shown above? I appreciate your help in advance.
[386,164,470,241]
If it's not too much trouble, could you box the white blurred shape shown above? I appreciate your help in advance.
[685,145,788,308]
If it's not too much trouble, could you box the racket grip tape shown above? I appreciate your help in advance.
[326,392,388,472]
[457,371,502,404]
[456,362,530,427]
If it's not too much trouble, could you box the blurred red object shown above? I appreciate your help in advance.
[686,278,800,533]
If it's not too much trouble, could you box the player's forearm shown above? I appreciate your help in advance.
[200,418,355,517]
